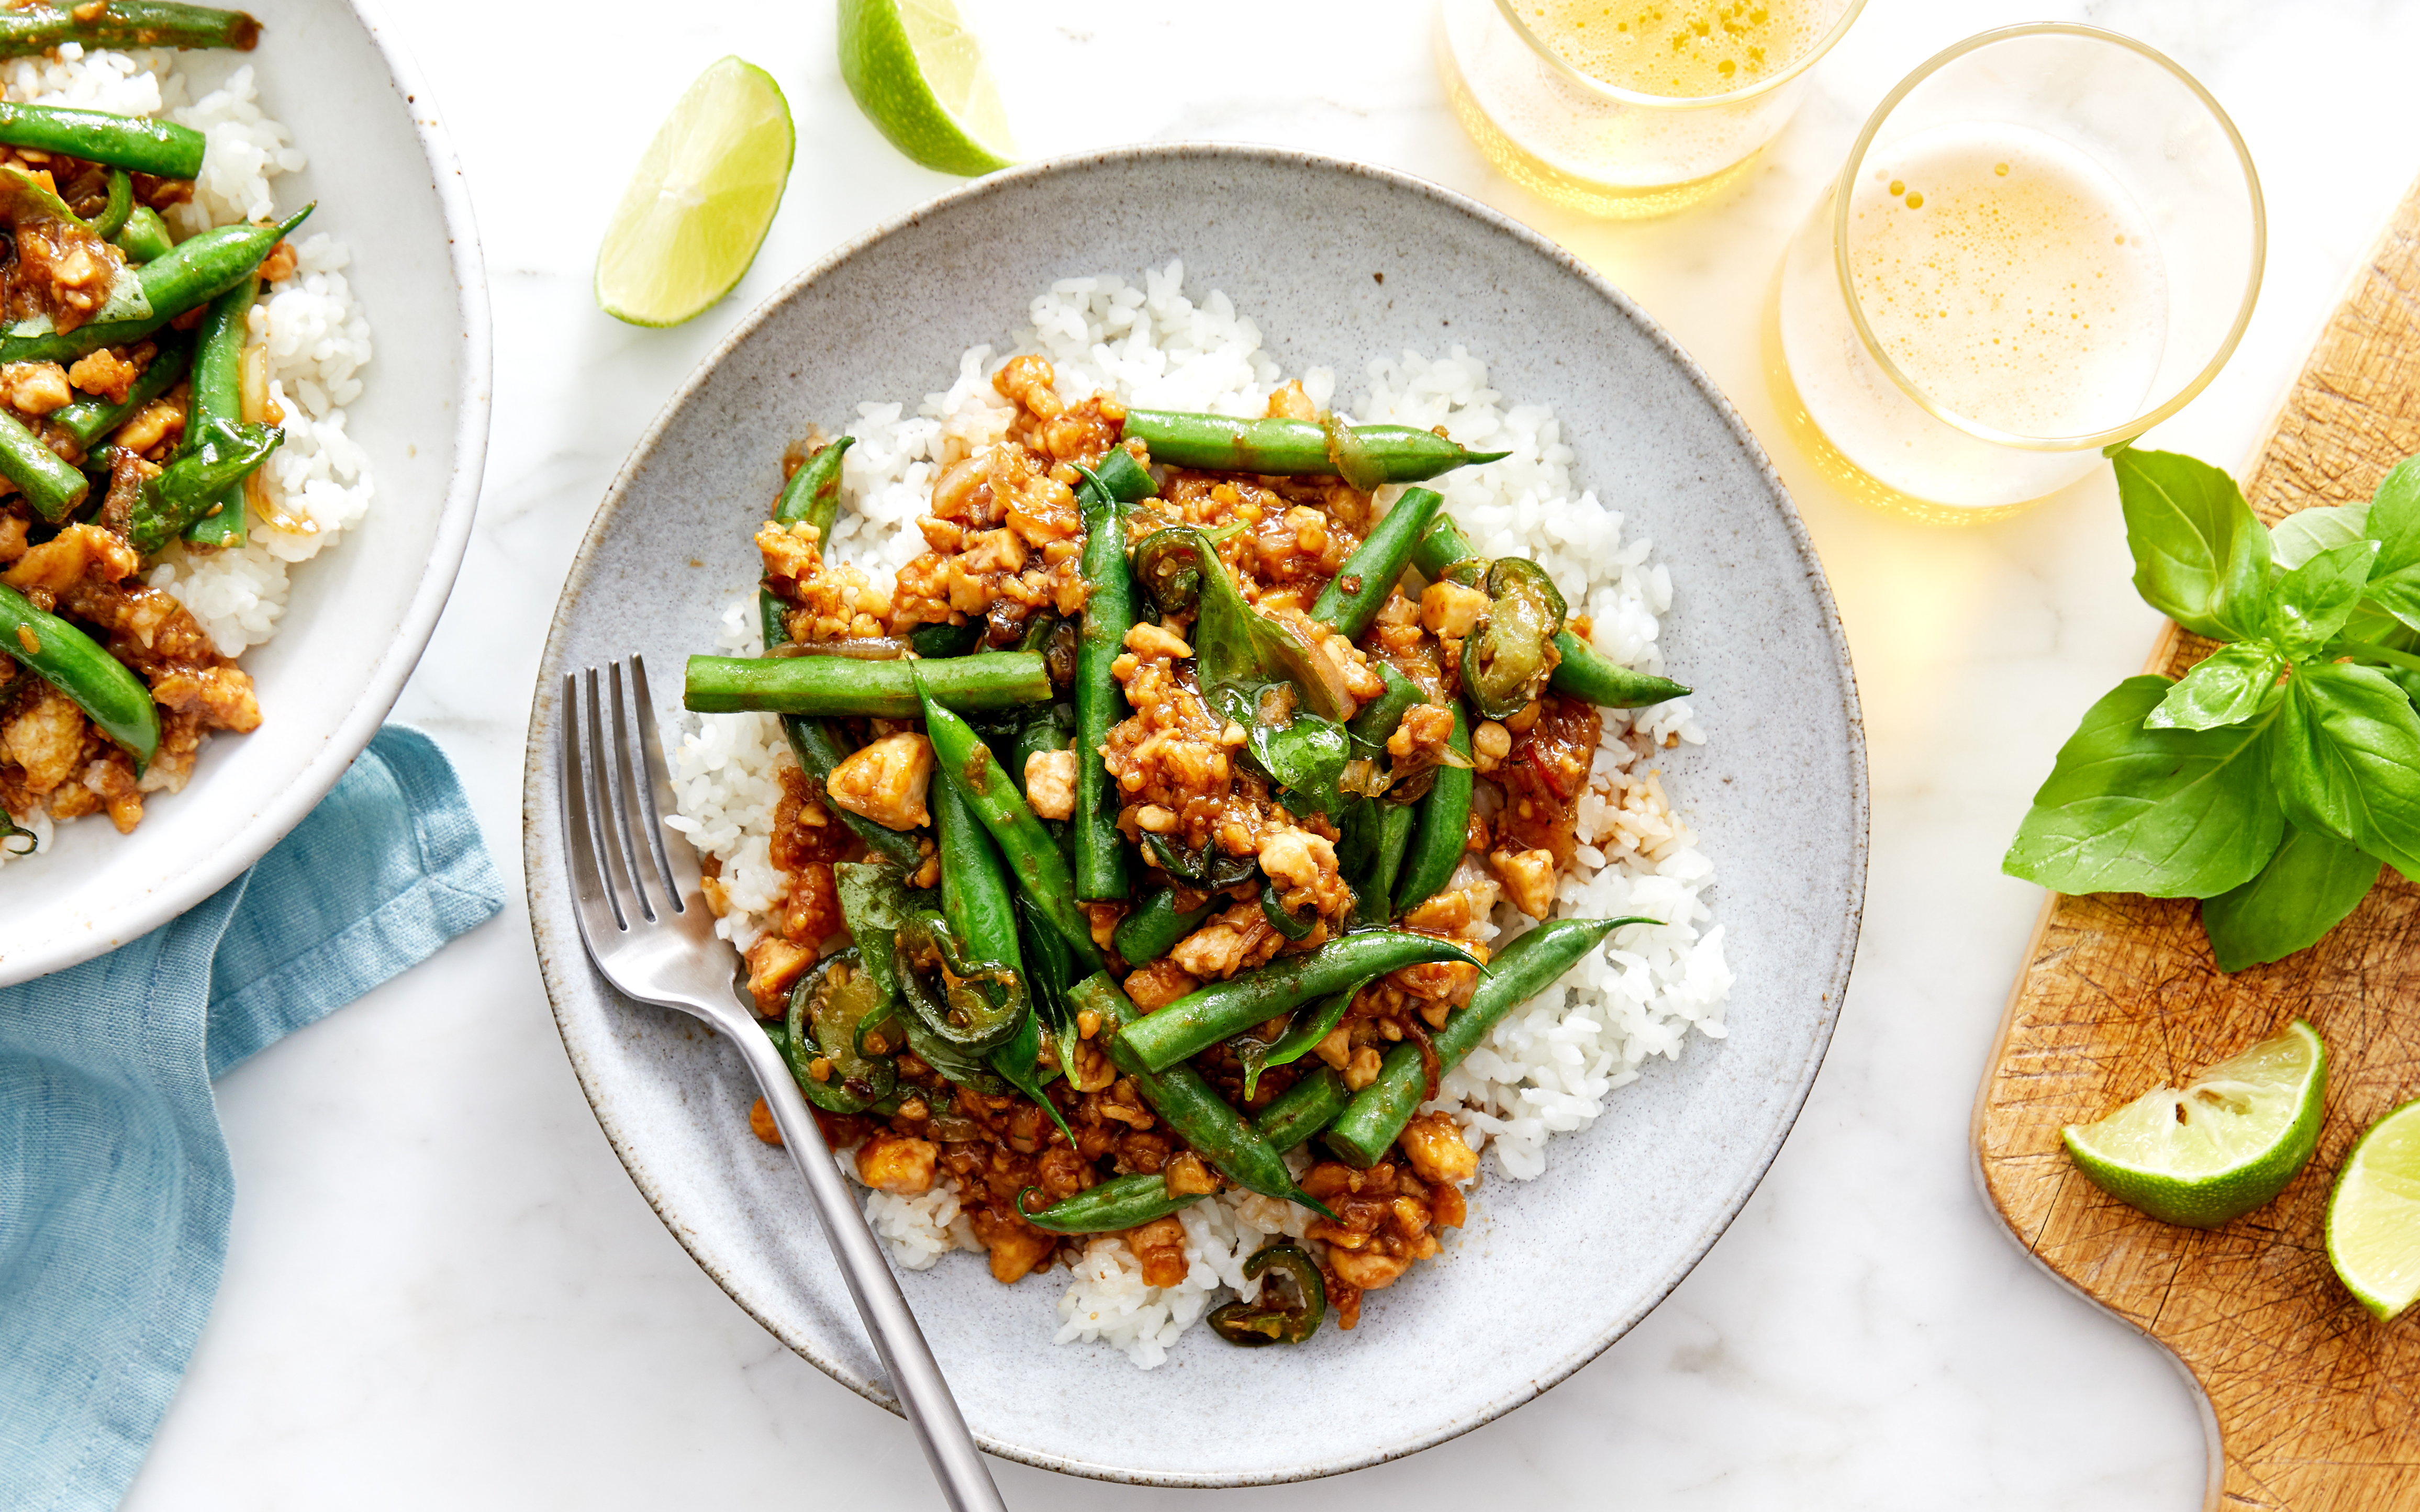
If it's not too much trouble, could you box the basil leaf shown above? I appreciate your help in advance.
[2144,643,2287,731]
[1248,710,1354,815]
[2199,822,2379,973]
[1178,528,1353,721]
[2359,456,2420,631]
[2270,660,2420,877]
[2002,675,2282,899]
[2266,537,2379,658]
[2270,501,2371,570]
[2114,447,2270,642]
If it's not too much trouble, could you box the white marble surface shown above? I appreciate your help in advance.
[117,0,2420,1505]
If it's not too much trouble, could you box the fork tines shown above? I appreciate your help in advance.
[560,655,687,939]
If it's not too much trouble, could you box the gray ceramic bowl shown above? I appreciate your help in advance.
[0,0,489,983]
[523,145,1865,1486]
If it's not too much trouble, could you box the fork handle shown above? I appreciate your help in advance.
[730,1025,1009,1512]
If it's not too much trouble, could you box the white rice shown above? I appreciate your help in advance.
[664,262,1726,1363]
[0,47,376,860]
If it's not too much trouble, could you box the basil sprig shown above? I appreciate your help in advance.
[2004,447,2420,972]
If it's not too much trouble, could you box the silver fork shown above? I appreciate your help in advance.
[559,655,1006,1512]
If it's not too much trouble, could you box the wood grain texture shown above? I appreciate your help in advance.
[1976,175,2420,1512]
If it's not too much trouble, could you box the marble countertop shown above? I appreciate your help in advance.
[119,0,2420,1505]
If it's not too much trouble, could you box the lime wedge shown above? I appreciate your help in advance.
[838,0,1016,177]
[2328,1099,2420,1320]
[2061,1020,2326,1228]
[595,57,795,329]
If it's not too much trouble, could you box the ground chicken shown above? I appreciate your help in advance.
[1490,846,1559,919]
[1419,580,1489,640]
[1398,1112,1479,1185]
[1023,747,1076,821]
[3,680,83,793]
[855,1132,940,1195]
[824,732,933,830]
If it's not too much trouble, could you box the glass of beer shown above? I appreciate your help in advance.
[1769,25,2265,522]
[1438,0,1866,219]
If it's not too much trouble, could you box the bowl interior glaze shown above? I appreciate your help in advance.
[525,146,1863,1487]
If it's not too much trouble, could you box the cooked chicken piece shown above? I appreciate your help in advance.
[4,680,84,794]
[1023,747,1077,820]
[1490,846,1559,920]
[1398,1112,1479,1185]
[1419,580,1489,640]
[855,1131,940,1195]
[823,732,933,831]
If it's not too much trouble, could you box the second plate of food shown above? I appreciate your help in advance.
[527,145,1865,1485]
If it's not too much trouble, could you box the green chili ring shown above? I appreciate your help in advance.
[1207,1241,1327,1346]
[891,911,1028,1054]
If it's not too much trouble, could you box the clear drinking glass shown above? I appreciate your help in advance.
[1769,24,2265,523]
[1438,0,1865,220]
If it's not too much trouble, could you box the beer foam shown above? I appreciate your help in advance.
[1847,121,2169,439]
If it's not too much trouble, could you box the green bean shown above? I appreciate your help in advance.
[1346,662,1425,751]
[1075,972,1333,1216]
[1324,916,1652,1167]
[0,408,85,521]
[50,334,188,449]
[1124,408,1507,484]
[1311,486,1442,641]
[1355,802,1415,926]
[935,771,1020,975]
[91,170,132,241]
[778,718,924,871]
[1111,886,1214,966]
[0,205,307,366]
[0,2,260,56]
[1411,516,1691,709]
[0,582,156,769]
[1546,631,1690,708]
[1018,1171,1206,1234]
[1115,928,1481,1073]
[1018,1067,1348,1233]
[0,102,206,178]
[1251,1064,1350,1152]
[111,204,171,263]
[1073,458,1144,900]
[772,433,852,539]
[181,267,257,547]
[684,650,1049,717]
[1392,700,1471,916]
[918,690,1103,973]
[127,415,276,551]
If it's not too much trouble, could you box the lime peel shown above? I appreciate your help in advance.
[2061,1020,2326,1229]
[2328,1097,2420,1320]
[595,56,795,329]
[838,0,1016,177]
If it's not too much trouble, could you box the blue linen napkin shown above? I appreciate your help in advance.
[0,725,504,1512]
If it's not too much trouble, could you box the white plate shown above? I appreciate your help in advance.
[0,0,489,983]
[526,147,1865,1486]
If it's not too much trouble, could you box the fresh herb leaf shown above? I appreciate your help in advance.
[2200,822,2381,973]
[2002,675,2282,899]
[2269,660,2420,878]
[2357,457,2420,632]
[985,1008,1076,1144]
[1247,709,1354,815]
[2266,537,2378,658]
[2114,447,2271,642]
[1156,525,1354,721]
[2270,501,2372,570]
[2145,643,2288,731]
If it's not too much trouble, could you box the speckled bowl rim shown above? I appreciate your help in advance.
[522,142,1868,1486]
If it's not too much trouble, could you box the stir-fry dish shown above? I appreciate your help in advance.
[0,4,375,855]
[680,350,1716,1354]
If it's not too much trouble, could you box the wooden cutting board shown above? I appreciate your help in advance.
[1974,175,2420,1512]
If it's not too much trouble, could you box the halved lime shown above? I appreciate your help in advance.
[2061,1020,2326,1228]
[838,0,1015,177]
[2327,1099,2420,1320]
[595,57,795,329]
